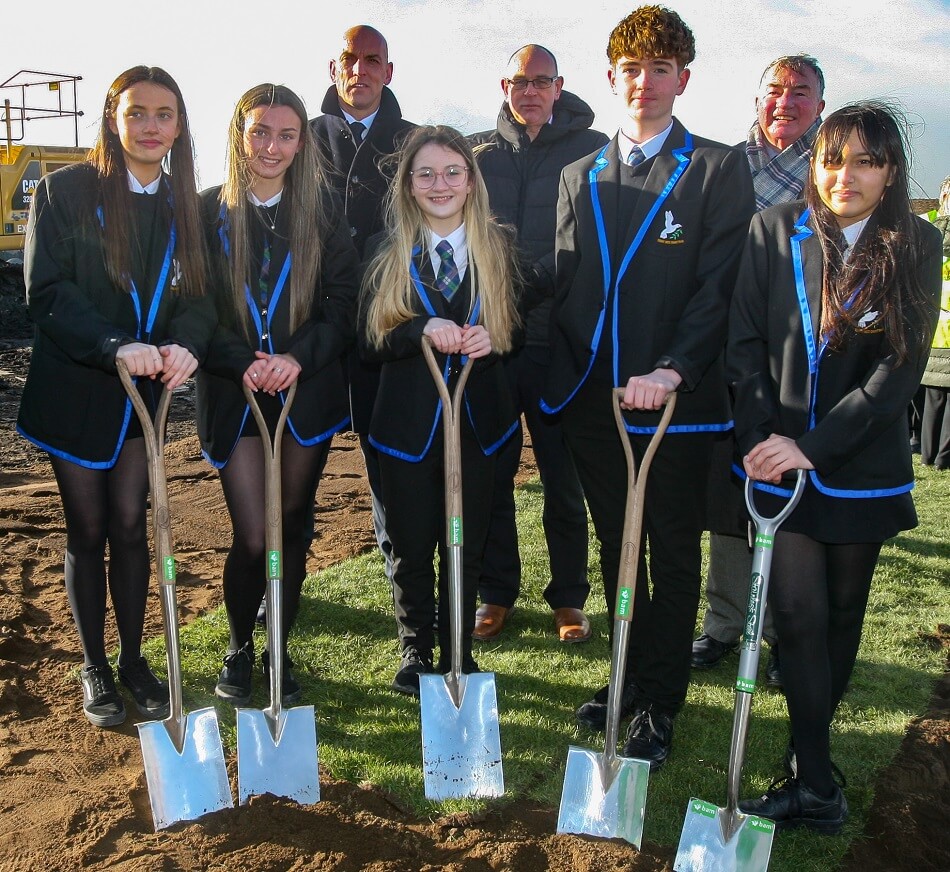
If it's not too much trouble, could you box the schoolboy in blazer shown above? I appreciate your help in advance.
[542,6,754,770]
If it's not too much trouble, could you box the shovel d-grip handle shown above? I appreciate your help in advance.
[242,380,297,720]
[736,470,806,691]
[422,337,473,693]
[117,361,185,734]
[610,388,677,622]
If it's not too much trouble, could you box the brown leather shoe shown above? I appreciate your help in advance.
[554,607,591,643]
[472,604,512,641]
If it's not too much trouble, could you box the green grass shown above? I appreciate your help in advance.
[155,459,949,870]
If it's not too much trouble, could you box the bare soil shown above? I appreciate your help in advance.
[1,262,947,871]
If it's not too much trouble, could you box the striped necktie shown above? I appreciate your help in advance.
[349,121,366,144]
[627,144,646,167]
[435,240,460,301]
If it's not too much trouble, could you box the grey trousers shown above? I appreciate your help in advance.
[701,531,777,645]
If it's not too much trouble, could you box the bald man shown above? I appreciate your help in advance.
[310,25,417,579]
[469,45,608,644]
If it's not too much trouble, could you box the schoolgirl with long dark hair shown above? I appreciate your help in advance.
[729,102,941,831]
[197,84,359,705]
[17,66,215,727]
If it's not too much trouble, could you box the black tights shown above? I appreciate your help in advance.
[218,436,330,657]
[50,440,150,669]
[768,532,882,796]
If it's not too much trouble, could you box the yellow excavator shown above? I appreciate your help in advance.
[1,71,86,256]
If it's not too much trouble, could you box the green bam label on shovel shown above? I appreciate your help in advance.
[449,516,462,546]
[268,550,281,578]
[755,531,773,549]
[163,556,176,581]
[617,587,632,618]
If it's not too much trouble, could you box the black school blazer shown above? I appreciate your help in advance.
[195,186,360,466]
[358,242,518,461]
[17,163,215,467]
[543,119,755,433]
[728,202,942,496]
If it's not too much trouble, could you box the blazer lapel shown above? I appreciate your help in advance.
[415,252,450,318]
[800,214,824,342]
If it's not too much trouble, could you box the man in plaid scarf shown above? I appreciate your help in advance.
[744,54,825,210]
[692,54,825,684]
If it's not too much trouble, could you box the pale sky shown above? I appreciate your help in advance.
[5,0,949,197]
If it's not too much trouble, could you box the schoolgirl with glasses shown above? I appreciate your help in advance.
[360,125,522,695]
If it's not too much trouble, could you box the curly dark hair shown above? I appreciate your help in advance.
[606,5,696,68]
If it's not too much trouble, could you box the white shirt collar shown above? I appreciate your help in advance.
[427,223,468,282]
[247,189,283,208]
[842,216,871,262]
[127,170,162,194]
[617,120,674,164]
[341,107,379,136]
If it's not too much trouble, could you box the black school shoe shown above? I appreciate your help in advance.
[81,664,126,727]
[118,656,170,718]
[575,683,639,731]
[391,647,434,697]
[739,777,848,834]
[261,650,302,705]
[215,643,254,705]
[620,704,674,772]
[691,633,739,669]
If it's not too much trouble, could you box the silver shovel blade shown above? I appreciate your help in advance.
[137,707,232,831]
[556,745,650,847]
[420,672,504,800]
[674,798,775,871]
[236,705,320,806]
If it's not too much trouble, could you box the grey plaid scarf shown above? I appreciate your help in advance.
[744,118,821,211]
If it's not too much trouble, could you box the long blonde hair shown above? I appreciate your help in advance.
[362,125,520,353]
[218,84,330,336]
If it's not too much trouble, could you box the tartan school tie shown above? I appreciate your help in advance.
[435,240,461,301]
[627,144,646,167]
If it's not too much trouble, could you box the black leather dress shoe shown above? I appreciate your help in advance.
[620,705,674,772]
[691,633,738,669]
[765,645,783,689]
[739,777,847,834]
[575,683,638,731]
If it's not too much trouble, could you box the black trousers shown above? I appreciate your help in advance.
[921,386,950,469]
[562,376,713,714]
[479,347,590,610]
[379,418,495,664]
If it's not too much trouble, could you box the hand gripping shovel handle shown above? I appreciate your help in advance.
[421,338,473,698]
[603,389,677,759]
[116,362,185,741]
[722,470,806,822]
[242,381,297,722]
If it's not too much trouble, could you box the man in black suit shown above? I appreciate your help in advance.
[309,25,416,578]
[542,5,754,770]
